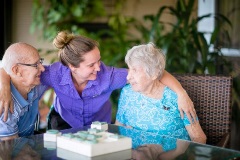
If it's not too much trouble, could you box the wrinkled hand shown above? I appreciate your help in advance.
[0,88,13,122]
[178,91,196,124]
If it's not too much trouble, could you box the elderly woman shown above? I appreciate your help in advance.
[115,43,207,143]
[0,42,48,140]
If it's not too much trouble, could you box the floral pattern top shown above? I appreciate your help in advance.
[116,84,192,141]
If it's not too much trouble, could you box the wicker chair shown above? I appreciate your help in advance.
[173,74,232,147]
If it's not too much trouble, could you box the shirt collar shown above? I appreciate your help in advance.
[59,68,72,86]
[10,82,29,108]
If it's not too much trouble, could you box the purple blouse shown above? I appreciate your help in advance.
[41,62,127,128]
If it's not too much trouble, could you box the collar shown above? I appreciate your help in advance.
[10,82,29,108]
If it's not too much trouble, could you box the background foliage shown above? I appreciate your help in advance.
[31,0,239,123]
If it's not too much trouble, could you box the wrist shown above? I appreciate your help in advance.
[177,89,188,98]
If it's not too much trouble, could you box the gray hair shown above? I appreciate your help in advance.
[2,42,38,74]
[125,42,166,79]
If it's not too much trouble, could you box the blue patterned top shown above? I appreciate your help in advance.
[116,84,191,141]
[118,126,178,151]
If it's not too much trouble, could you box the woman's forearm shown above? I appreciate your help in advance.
[0,68,13,121]
[160,70,184,94]
[0,68,11,90]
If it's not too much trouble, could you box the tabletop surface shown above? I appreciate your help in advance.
[1,124,240,160]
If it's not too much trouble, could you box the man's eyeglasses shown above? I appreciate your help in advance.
[17,58,44,69]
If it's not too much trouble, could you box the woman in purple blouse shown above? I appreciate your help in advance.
[0,31,196,130]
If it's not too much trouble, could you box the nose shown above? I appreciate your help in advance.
[94,62,101,72]
[39,63,45,72]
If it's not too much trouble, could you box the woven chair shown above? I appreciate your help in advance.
[173,74,232,147]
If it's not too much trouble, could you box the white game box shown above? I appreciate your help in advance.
[44,122,132,157]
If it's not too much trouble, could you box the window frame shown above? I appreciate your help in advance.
[198,0,240,57]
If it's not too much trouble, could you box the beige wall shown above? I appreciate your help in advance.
[12,0,198,56]
[12,0,53,50]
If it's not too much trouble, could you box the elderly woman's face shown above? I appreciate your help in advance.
[127,64,154,94]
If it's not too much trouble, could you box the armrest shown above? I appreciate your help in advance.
[216,133,230,148]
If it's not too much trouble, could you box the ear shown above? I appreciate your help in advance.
[68,64,76,73]
[151,74,158,81]
[12,65,22,77]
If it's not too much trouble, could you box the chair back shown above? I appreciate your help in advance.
[173,74,232,146]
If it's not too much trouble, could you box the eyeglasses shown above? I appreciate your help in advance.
[17,58,44,69]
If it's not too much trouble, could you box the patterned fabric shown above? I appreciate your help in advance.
[40,62,128,128]
[0,82,48,138]
[118,126,177,151]
[116,84,191,141]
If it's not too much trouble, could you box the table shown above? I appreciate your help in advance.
[0,124,240,160]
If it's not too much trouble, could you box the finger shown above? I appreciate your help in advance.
[179,109,184,119]
[10,101,14,114]
[3,105,8,122]
[0,101,3,116]
[186,112,193,124]
[189,101,196,123]
[191,109,197,123]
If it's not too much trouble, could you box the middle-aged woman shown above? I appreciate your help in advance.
[115,42,206,143]
[0,31,196,130]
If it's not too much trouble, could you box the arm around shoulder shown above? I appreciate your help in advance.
[0,68,13,121]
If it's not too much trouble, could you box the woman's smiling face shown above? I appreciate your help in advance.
[72,47,101,82]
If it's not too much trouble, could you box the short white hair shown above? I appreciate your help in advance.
[2,42,37,74]
[125,42,166,79]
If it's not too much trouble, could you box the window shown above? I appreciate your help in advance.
[198,0,240,57]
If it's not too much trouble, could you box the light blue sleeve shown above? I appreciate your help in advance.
[164,87,199,126]
[0,110,18,138]
[116,85,129,124]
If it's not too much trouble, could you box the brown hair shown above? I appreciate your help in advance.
[53,31,99,67]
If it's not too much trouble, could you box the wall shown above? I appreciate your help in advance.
[12,0,53,50]
[11,0,188,53]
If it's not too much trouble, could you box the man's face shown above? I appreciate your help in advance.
[17,53,45,89]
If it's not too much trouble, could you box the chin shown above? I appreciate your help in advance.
[34,80,41,85]
[131,86,140,92]
[89,75,97,80]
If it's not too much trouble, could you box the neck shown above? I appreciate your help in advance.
[11,78,32,100]
[143,81,164,99]
[71,75,88,93]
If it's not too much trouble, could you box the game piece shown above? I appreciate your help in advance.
[44,129,62,142]
[44,141,57,150]
[56,129,132,157]
[90,121,108,131]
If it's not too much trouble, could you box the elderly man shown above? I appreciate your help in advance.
[0,42,48,140]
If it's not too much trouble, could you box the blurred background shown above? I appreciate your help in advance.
[1,0,240,150]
